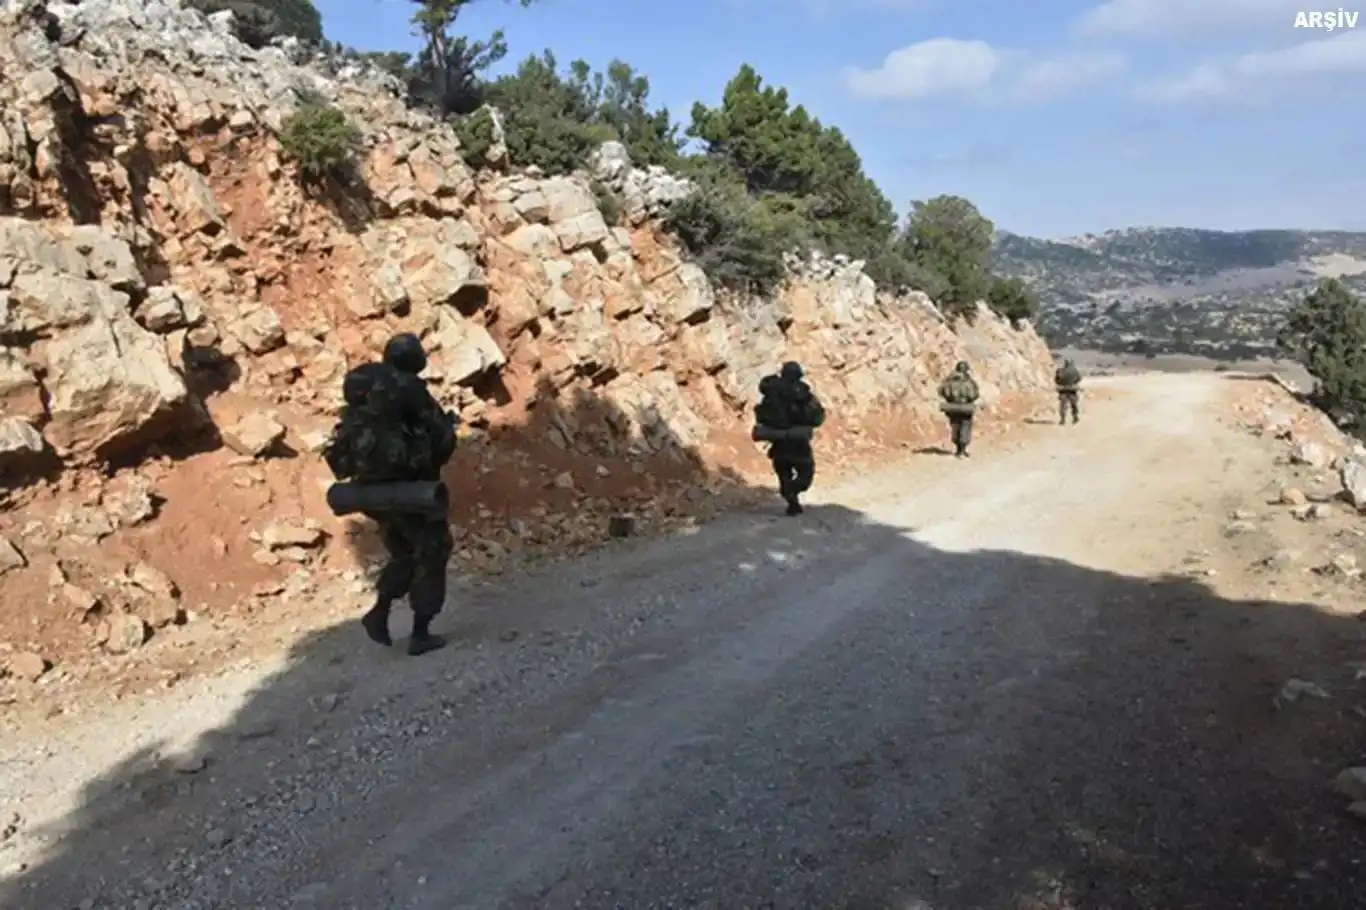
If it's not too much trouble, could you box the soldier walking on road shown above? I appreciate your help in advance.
[938,360,980,458]
[323,334,458,656]
[753,362,826,515]
[1055,358,1082,425]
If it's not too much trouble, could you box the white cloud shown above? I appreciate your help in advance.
[843,38,1125,102]
[1074,0,1305,38]
[1136,30,1366,102]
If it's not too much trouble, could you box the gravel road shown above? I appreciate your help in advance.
[3,373,1363,909]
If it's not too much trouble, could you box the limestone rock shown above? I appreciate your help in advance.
[229,305,285,354]
[427,310,505,384]
[134,285,203,333]
[41,315,188,458]
[589,141,693,222]
[0,535,25,574]
[4,651,48,683]
[0,346,42,421]
[554,211,610,252]
[1290,441,1330,468]
[654,262,714,324]
[53,503,115,544]
[540,176,598,223]
[222,412,286,457]
[0,417,45,460]
[102,612,149,654]
[1278,486,1307,506]
[263,521,325,549]
[1340,456,1366,510]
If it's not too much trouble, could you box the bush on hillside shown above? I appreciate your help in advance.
[185,0,323,48]
[369,8,1022,310]
[474,54,678,173]
[901,195,995,320]
[1277,278,1366,435]
[987,276,1038,324]
[592,180,623,225]
[453,106,497,169]
[686,66,899,276]
[278,101,363,183]
[663,171,791,296]
[477,52,614,173]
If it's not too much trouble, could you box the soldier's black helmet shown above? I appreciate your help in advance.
[955,360,970,373]
[780,361,803,381]
[383,332,427,375]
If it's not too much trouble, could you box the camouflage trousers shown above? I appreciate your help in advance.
[948,415,973,454]
[1059,391,1080,423]
[370,514,455,620]
[772,456,815,503]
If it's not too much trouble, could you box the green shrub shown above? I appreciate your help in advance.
[481,52,614,173]
[278,102,362,182]
[185,0,322,48]
[453,107,497,169]
[1278,278,1366,436]
[592,181,623,225]
[903,195,995,320]
[663,164,792,295]
[986,276,1038,324]
[358,12,1027,309]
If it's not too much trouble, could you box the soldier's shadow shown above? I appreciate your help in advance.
[913,445,955,456]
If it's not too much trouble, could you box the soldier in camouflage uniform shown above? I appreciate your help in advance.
[325,334,457,656]
[938,360,980,458]
[756,361,825,515]
[1055,358,1082,425]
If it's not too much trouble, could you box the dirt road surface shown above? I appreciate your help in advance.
[3,373,1364,909]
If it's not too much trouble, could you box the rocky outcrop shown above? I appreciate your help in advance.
[0,0,1053,675]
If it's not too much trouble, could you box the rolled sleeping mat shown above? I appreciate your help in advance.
[751,424,815,443]
[326,480,449,517]
[939,402,977,416]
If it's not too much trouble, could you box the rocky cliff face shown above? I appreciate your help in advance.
[0,0,1052,679]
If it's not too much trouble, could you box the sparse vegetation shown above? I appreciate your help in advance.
[185,0,323,48]
[1277,278,1366,436]
[320,9,1026,309]
[900,196,995,319]
[452,105,497,169]
[277,101,363,182]
[592,180,623,226]
[987,276,1038,323]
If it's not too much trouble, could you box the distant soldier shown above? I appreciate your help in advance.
[1055,358,1082,425]
[753,361,826,515]
[323,333,457,656]
[938,360,980,458]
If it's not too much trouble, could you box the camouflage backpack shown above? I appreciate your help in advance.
[941,375,978,405]
[323,366,435,481]
[755,375,793,428]
[756,376,826,429]
[1056,364,1082,389]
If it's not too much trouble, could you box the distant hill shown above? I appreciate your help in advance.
[992,227,1366,360]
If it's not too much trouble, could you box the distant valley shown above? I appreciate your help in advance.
[991,227,1366,360]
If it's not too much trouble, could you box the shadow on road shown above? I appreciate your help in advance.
[3,381,1364,910]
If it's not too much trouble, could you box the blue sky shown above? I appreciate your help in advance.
[314,0,1366,237]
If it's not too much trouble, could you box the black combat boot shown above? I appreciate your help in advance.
[408,615,447,656]
[361,602,393,647]
[785,496,803,516]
